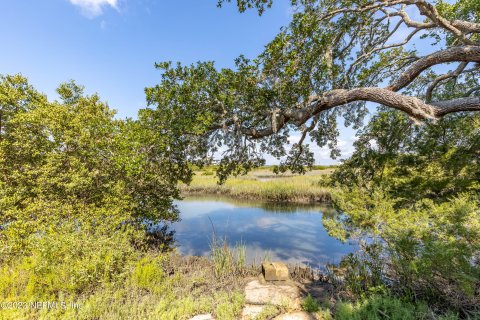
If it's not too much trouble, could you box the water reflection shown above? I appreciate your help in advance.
[172,196,355,268]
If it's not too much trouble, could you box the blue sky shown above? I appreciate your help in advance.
[0,0,358,164]
[0,0,292,118]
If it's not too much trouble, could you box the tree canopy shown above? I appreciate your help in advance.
[0,75,191,260]
[146,0,480,178]
[332,109,480,202]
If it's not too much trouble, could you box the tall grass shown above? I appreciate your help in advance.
[210,236,247,278]
[181,170,332,203]
[0,230,248,320]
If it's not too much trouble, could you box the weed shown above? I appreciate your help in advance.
[335,295,430,320]
[302,294,320,312]
[210,234,248,278]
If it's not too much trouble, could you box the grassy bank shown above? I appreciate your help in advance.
[0,233,257,320]
[180,168,333,203]
[1,229,472,320]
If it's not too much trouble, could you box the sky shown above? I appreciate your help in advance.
[0,0,359,164]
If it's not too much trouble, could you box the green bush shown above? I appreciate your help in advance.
[327,189,480,312]
[302,294,320,312]
[214,291,245,320]
[0,75,191,262]
[132,256,166,292]
[0,226,137,300]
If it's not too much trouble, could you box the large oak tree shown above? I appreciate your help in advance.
[146,0,480,177]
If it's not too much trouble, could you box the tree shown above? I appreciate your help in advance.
[146,0,480,177]
[0,75,191,260]
[332,109,480,204]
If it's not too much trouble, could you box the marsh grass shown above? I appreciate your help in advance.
[334,296,432,320]
[210,235,248,278]
[181,169,332,203]
[208,216,274,280]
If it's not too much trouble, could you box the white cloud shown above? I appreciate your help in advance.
[69,0,118,18]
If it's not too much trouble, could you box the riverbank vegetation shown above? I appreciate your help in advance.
[180,168,332,203]
[323,110,480,318]
[0,241,250,320]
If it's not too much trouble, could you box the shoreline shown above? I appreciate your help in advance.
[179,170,333,204]
[180,189,332,204]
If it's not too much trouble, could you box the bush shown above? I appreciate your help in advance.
[0,226,138,300]
[132,256,166,292]
[302,294,320,312]
[327,190,480,313]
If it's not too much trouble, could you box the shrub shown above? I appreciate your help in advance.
[132,256,166,292]
[302,294,320,312]
[214,291,245,320]
[0,226,137,300]
[327,189,480,313]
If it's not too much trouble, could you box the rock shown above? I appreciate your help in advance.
[241,304,265,320]
[262,262,289,281]
[274,311,314,320]
[189,314,214,320]
[244,280,301,309]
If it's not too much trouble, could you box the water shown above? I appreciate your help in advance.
[172,196,355,268]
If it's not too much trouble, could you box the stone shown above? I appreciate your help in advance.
[272,262,290,280]
[262,262,289,281]
[189,314,214,320]
[244,280,301,309]
[262,262,276,280]
[241,304,265,320]
[273,311,314,320]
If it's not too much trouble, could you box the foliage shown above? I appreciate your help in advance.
[0,237,247,320]
[335,295,430,320]
[146,0,480,178]
[0,75,205,318]
[332,110,480,206]
[217,0,272,15]
[0,75,192,261]
[0,225,137,301]
[330,242,385,296]
[2,0,480,316]
[324,109,480,313]
[132,256,166,293]
[302,294,320,312]
[326,189,480,310]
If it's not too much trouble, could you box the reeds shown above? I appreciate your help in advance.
[181,169,332,203]
[210,235,247,278]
